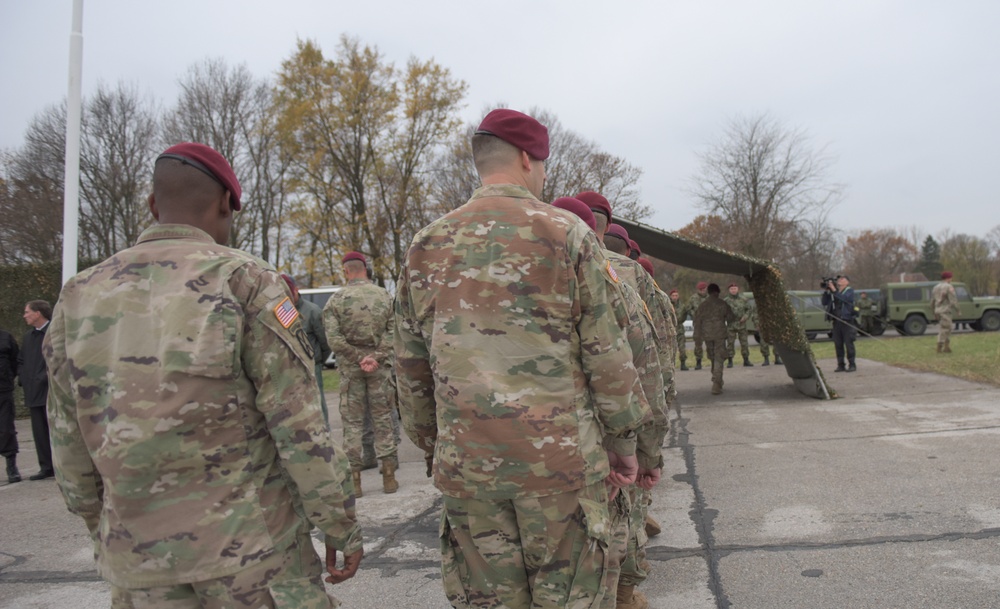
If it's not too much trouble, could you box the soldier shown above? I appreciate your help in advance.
[282,274,334,426]
[395,109,649,609]
[324,251,400,496]
[695,283,737,395]
[688,282,709,369]
[932,271,960,354]
[43,142,362,607]
[723,284,753,368]
[856,292,876,335]
[669,289,689,371]
[0,328,19,483]
[750,303,783,366]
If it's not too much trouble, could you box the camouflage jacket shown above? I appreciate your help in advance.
[932,281,959,316]
[687,293,708,324]
[394,184,649,499]
[695,294,736,341]
[724,294,750,330]
[324,278,394,373]
[296,298,332,365]
[43,224,361,587]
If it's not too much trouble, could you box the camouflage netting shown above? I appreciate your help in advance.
[617,217,833,400]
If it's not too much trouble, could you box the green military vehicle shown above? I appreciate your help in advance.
[746,291,834,342]
[879,281,1000,336]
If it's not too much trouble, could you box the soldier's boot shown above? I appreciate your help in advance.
[775,354,783,365]
[847,361,857,372]
[711,383,723,395]
[616,584,649,609]
[5,456,21,484]
[936,342,943,354]
[762,355,770,366]
[381,458,399,494]
[644,515,662,538]
[362,444,378,471]
[743,356,753,367]
[943,340,952,354]
[695,358,702,370]
[352,469,363,499]
[679,360,689,371]
[726,357,733,368]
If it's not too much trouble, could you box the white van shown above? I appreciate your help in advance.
[298,286,342,368]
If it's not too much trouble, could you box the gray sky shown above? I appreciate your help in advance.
[2,0,998,240]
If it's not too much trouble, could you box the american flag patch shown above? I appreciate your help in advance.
[606,260,620,283]
[274,297,299,328]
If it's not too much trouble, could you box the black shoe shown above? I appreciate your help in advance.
[726,358,733,369]
[834,365,846,372]
[762,356,770,366]
[29,470,54,481]
[5,457,20,484]
[743,358,753,367]
[695,359,702,370]
[847,363,857,372]
[679,362,689,371]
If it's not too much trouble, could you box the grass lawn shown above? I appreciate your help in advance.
[321,368,341,393]
[809,332,1000,387]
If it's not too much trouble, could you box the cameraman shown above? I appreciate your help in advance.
[822,275,857,372]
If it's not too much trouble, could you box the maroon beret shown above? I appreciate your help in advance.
[476,109,549,160]
[629,239,641,256]
[941,271,953,279]
[696,281,708,290]
[637,257,654,276]
[157,142,242,211]
[606,223,630,243]
[669,288,679,295]
[575,191,612,223]
[342,251,366,265]
[280,273,297,290]
[551,197,597,232]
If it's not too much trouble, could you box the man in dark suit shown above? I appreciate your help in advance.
[20,300,53,480]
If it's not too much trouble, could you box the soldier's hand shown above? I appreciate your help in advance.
[636,467,661,490]
[325,545,364,584]
[360,355,378,373]
[605,450,638,489]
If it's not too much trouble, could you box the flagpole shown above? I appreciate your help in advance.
[61,0,84,285]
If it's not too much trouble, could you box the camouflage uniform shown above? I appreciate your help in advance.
[323,278,398,470]
[297,297,333,425]
[394,184,649,609]
[688,292,708,365]
[695,294,737,394]
[932,281,959,351]
[856,294,876,335]
[43,224,361,606]
[724,292,752,364]
[670,294,688,369]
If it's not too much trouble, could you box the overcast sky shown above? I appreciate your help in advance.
[2,0,998,240]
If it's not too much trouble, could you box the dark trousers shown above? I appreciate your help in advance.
[29,406,52,473]
[832,322,856,366]
[0,392,17,458]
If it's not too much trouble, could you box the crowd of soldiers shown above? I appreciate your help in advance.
[31,110,782,609]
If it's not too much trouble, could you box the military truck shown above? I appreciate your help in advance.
[746,291,833,342]
[879,281,1000,336]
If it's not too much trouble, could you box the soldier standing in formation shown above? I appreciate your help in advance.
[669,288,689,370]
[282,273,334,425]
[932,271,959,354]
[856,292,877,336]
[723,284,753,368]
[43,142,362,607]
[324,251,400,496]
[395,109,650,609]
[688,282,709,369]
[695,283,737,395]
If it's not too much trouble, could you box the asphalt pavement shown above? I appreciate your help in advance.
[2,352,999,608]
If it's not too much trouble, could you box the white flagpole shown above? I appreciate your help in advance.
[61,0,84,285]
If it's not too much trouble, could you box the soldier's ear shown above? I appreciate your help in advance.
[148,193,160,221]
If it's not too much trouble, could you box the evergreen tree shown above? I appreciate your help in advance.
[915,235,943,279]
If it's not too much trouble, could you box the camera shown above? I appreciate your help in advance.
[820,276,837,290]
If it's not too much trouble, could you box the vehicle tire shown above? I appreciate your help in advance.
[902,315,927,336]
[754,332,761,344]
[970,320,982,331]
[805,332,817,340]
[980,310,1000,332]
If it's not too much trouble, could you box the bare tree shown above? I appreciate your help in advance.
[840,228,918,288]
[941,233,993,295]
[689,113,843,260]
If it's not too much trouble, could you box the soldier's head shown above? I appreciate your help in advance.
[941,271,953,283]
[551,197,597,233]
[629,239,641,261]
[604,224,630,256]
[280,273,299,303]
[669,289,680,302]
[342,252,368,280]
[728,283,740,296]
[149,143,241,246]
[576,191,611,243]
[24,300,51,328]
[637,257,654,277]
[707,283,721,296]
[696,281,708,296]
[859,292,869,300]
[472,109,548,199]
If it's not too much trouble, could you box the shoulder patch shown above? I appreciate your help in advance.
[606,260,620,284]
[274,297,300,328]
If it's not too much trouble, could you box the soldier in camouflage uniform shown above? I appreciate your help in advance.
[669,289,688,371]
[932,271,960,354]
[695,283,737,395]
[395,110,650,609]
[43,143,362,608]
[283,274,334,426]
[724,284,753,368]
[324,251,399,496]
[855,292,876,336]
[688,282,709,369]
[749,303,783,366]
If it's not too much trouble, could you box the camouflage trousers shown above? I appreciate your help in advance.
[693,334,705,360]
[440,481,612,609]
[110,531,337,609]
[937,313,954,345]
[759,339,771,359]
[339,365,397,469]
[675,332,687,364]
[705,338,729,389]
[726,327,750,360]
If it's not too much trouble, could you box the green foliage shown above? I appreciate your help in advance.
[915,235,943,280]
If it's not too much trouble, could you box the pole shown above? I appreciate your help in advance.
[61,0,84,285]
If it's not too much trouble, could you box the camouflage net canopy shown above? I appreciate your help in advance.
[617,218,833,400]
